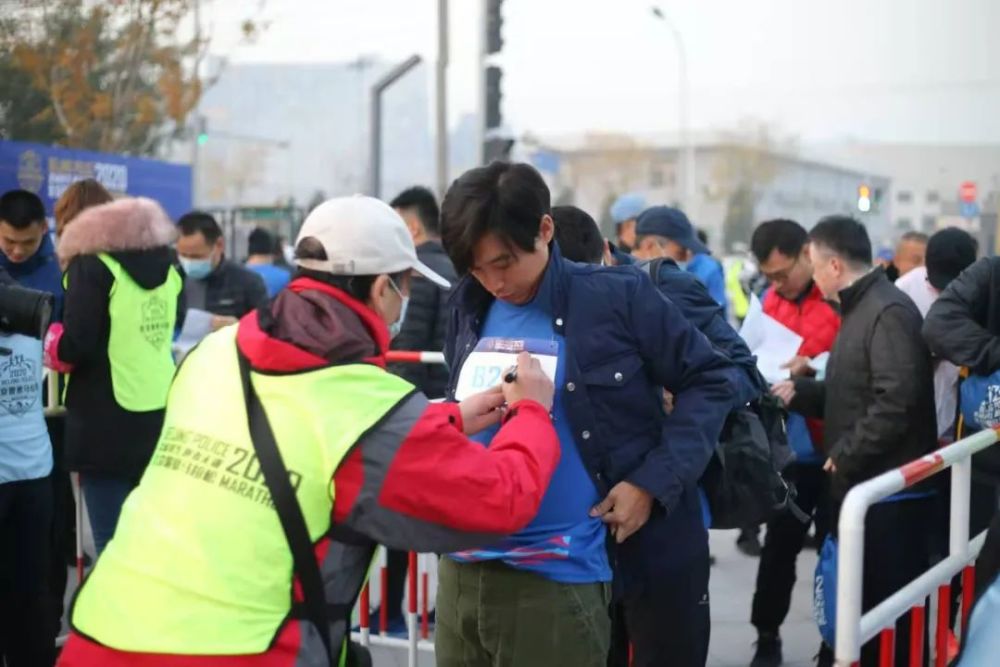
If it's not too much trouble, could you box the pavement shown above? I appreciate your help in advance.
[64,523,821,667]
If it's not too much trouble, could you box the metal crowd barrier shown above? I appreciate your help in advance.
[835,428,1000,666]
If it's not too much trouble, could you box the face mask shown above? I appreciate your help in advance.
[387,278,409,339]
[180,257,213,280]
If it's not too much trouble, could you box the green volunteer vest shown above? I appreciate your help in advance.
[72,325,414,656]
[63,254,182,411]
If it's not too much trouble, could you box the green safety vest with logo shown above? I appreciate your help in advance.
[63,253,182,412]
[71,324,414,656]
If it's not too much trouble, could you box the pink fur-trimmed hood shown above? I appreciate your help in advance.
[58,197,177,265]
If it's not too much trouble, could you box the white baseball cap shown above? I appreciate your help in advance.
[294,195,451,288]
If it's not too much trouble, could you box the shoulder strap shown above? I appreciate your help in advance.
[237,349,334,666]
[640,258,664,285]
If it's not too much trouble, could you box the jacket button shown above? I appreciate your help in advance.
[614,372,623,382]
[582,430,591,440]
[566,382,576,392]
[555,318,564,327]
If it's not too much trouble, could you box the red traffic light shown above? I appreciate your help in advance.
[960,181,977,203]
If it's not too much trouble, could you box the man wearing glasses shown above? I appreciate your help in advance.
[746,218,841,667]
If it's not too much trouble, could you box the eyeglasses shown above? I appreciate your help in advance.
[761,255,800,284]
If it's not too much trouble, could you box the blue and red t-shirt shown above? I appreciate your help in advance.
[448,270,611,584]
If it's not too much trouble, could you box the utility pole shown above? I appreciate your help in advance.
[190,0,203,207]
[651,6,695,214]
[435,0,449,199]
[369,55,423,199]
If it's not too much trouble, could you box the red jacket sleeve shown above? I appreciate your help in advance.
[332,394,560,553]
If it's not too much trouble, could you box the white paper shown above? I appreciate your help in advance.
[454,350,558,401]
[811,352,831,380]
[739,294,804,384]
[172,308,214,361]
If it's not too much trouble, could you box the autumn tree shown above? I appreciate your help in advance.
[709,119,798,250]
[0,0,262,156]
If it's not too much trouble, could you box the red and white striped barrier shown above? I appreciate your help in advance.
[835,428,999,666]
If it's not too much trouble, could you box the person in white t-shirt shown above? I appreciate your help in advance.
[896,227,978,441]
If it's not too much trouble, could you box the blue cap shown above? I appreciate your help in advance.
[636,206,708,255]
[609,193,646,224]
[876,247,894,262]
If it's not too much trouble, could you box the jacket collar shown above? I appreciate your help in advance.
[0,233,56,277]
[838,267,884,315]
[452,241,569,334]
[236,276,390,372]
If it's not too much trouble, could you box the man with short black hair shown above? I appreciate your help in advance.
[438,161,746,667]
[772,215,937,666]
[176,211,267,330]
[552,205,606,265]
[0,189,63,314]
[747,218,839,667]
[245,227,290,298]
[388,186,457,398]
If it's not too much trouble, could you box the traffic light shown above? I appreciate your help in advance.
[857,184,871,213]
[486,0,503,54]
[195,116,208,146]
[485,66,502,130]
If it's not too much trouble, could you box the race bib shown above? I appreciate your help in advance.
[454,337,558,401]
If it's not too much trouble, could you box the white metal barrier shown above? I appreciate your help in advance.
[835,428,999,667]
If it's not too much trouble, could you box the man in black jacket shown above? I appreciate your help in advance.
[388,187,457,399]
[772,215,937,666]
[923,255,1000,596]
[176,212,267,329]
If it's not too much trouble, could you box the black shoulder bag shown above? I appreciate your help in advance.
[237,351,335,666]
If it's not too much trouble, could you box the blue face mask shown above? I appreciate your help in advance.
[180,257,213,280]
[387,278,409,339]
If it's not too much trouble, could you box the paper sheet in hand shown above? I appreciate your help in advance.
[172,308,213,361]
[739,294,804,384]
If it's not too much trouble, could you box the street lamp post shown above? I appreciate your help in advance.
[651,6,695,214]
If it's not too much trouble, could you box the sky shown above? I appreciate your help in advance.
[203,0,1000,145]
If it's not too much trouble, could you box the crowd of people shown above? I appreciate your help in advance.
[0,161,998,667]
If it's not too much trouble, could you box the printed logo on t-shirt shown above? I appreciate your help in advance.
[0,353,40,417]
[141,295,171,349]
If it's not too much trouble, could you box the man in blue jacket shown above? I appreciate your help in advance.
[633,206,727,316]
[0,190,64,316]
[554,204,765,665]
[438,163,752,667]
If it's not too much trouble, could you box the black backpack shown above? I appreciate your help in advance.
[639,259,805,529]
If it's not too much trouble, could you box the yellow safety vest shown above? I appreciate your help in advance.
[72,325,414,655]
[64,253,182,411]
[726,259,750,321]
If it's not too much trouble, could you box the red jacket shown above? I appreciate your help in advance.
[763,283,840,446]
[59,277,560,667]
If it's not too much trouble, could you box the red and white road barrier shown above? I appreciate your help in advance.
[835,428,1000,666]
[385,350,447,366]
